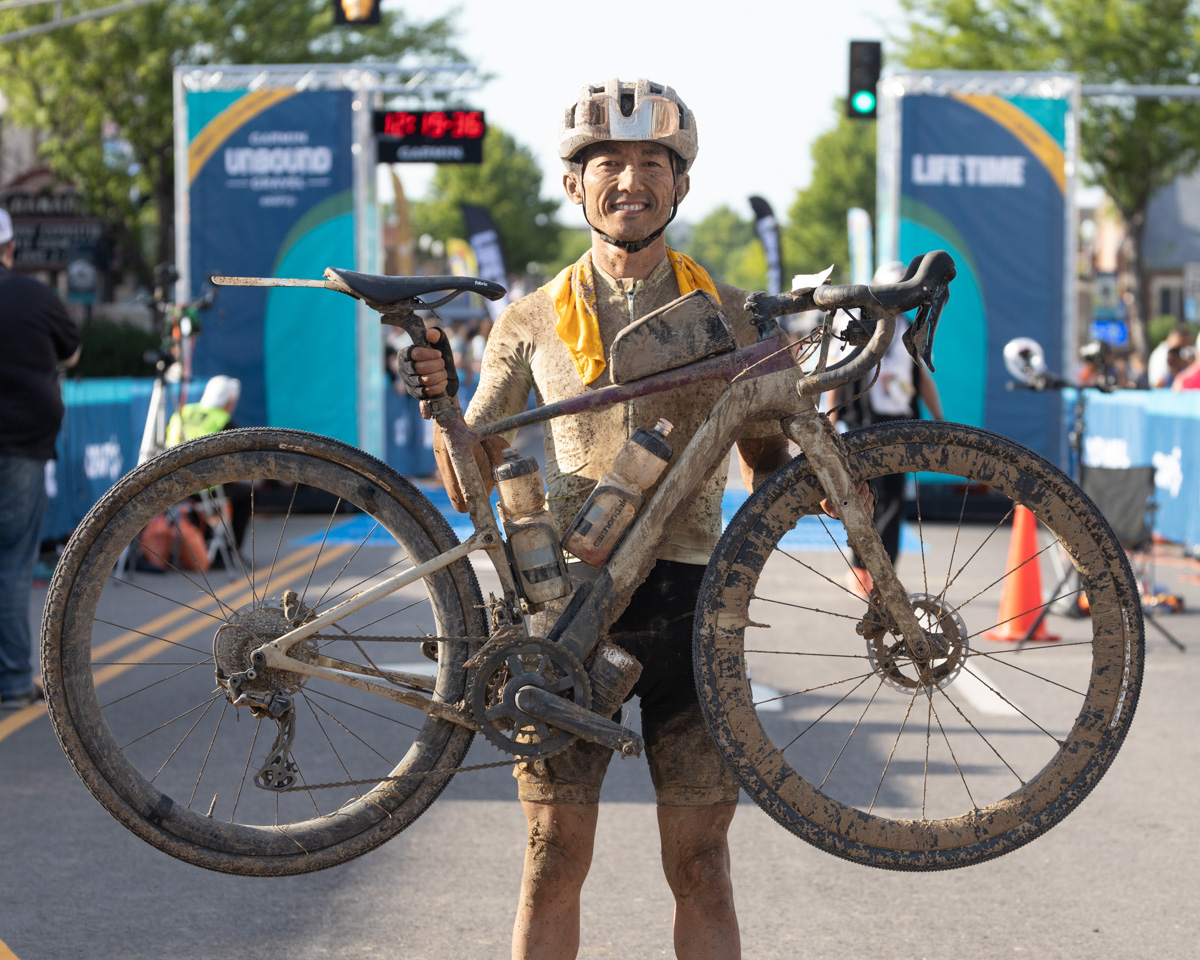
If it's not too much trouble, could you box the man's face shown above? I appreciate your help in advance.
[566,141,683,242]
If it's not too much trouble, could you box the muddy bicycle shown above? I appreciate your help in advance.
[40,251,1144,876]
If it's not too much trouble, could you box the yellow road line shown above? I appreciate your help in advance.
[0,936,20,960]
[0,543,351,744]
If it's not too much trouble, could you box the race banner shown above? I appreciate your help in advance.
[879,73,1078,465]
[748,195,784,294]
[182,87,358,442]
[461,203,511,320]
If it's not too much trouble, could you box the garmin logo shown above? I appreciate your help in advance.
[912,154,1027,187]
[224,145,334,177]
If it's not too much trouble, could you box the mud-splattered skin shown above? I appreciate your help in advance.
[465,255,781,566]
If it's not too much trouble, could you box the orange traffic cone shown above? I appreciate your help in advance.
[984,505,1059,643]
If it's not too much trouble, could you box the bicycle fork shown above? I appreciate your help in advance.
[783,405,934,657]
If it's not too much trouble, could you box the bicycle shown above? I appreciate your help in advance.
[39,251,1144,877]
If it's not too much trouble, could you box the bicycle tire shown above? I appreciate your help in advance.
[42,428,486,876]
[694,421,1143,870]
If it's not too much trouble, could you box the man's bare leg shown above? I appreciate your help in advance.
[512,801,599,960]
[658,803,740,960]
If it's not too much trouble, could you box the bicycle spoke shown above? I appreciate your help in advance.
[119,694,224,751]
[754,671,876,707]
[302,696,364,800]
[302,693,394,767]
[93,618,212,658]
[189,700,230,807]
[150,695,221,783]
[313,519,383,610]
[304,686,425,734]
[261,484,299,600]
[819,678,885,789]
[300,498,343,606]
[868,684,921,815]
[99,660,209,710]
[229,719,262,823]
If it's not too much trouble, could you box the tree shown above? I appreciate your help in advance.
[684,204,756,278]
[411,126,561,275]
[783,109,876,284]
[898,0,1200,357]
[0,1,459,286]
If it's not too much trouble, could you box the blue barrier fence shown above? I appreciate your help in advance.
[46,380,1200,553]
[1069,388,1200,550]
[43,378,453,543]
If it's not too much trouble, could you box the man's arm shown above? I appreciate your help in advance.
[917,367,944,420]
[735,435,792,493]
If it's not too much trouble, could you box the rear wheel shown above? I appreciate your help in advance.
[695,421,1143,870]
[41,428,486,876]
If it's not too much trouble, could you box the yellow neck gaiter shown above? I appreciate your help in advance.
[541,248,721,385]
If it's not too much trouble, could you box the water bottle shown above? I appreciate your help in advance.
[493,449,572,605]
[563,419,674,566]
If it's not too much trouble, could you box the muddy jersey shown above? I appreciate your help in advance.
[466,255,782,564]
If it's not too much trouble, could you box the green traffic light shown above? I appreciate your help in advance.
[851,90,876,114]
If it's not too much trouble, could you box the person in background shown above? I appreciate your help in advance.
[827,260,945,596]
[0,206,81,710]
[165,375,251,550]
[1148,324,1195,389]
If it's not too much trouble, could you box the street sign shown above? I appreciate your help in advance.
[374,109,486,163]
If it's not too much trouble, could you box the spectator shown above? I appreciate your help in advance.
[1148,324,1195,389]
[0,206,81,710]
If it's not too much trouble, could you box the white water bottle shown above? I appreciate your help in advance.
[563,419,674,566]
[493,449,571,604]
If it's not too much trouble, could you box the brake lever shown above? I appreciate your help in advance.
[902,283,949,372]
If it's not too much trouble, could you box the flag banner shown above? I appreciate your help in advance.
[184,88,357,441]
[879,73,1078,466]
[461,203,511,320]
[749,195,784,295]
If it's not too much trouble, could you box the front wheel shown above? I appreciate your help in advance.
[695,421,1143,870]
[41,428,486,876]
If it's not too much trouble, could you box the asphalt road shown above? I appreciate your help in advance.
[2,490,1198,960]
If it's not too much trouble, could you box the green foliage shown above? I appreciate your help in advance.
[0,1,460,283]
[683,205,756,279]
[543,227,593,276]
[898,0,1200,353]
[410,127,561,275]
[784,110,876,283]
[72,319,159,378]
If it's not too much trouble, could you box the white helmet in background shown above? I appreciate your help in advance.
[558,78,698,172]
[873,260,908,285]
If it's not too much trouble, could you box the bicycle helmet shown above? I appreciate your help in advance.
[559,78,697,252]
[558,78,698,172]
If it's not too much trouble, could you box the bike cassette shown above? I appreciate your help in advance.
[861,592,969,692]
[468,639,591,759]
[214,591,321,699]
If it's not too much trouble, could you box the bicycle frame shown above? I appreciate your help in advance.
[250,303,932,737]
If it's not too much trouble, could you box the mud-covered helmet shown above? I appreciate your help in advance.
[558,78,698,172]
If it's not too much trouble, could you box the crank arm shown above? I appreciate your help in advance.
[514,686,643,758]
[253,647,478,731]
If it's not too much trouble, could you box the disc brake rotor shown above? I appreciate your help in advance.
[863,592,969,692]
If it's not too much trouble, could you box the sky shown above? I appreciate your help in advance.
[381,0,908,230]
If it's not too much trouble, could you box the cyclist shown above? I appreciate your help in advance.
[403,78,860,960]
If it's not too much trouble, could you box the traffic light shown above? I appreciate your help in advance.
[847,40,882,119]
[333,0,380,25]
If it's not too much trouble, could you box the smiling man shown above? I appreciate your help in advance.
[403,79,793,960]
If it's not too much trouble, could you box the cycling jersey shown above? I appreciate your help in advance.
[465,251,781,564]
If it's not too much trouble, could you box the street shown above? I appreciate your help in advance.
[2,487,1198,960]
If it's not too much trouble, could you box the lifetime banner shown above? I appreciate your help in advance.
[879,73,1078,466]
[183,87,357,441]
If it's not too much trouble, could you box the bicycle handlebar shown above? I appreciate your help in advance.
[746,250,957,397]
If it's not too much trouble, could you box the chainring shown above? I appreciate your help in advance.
[468,639,591,759]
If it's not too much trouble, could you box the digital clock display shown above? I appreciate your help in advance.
[373,110,486,164]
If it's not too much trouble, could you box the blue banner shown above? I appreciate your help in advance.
[185,88,357,442]
[896,88,1071,464]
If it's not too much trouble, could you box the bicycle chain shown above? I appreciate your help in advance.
[271,749,539,793]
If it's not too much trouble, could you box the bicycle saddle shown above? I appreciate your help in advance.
[324,268,507,306]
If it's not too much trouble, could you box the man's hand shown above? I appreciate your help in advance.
[820,480,875,520]
[433,425,507,513]
[400,327,458,401]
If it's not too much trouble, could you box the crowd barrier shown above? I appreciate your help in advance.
[1070,388,1200,551]
[48,381,1197,552]
[42,378,474,543]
